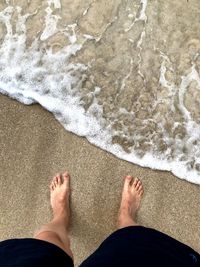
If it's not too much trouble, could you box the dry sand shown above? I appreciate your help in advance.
[0,94,200,266]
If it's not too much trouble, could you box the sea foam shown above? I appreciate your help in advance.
[0,0,200,184]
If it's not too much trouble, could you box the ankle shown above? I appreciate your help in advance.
[52,213,69,226]
[117,217,138,229]
[117,209,138,229]
[118,205,134,221]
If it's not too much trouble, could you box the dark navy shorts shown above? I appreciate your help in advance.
[1,226,199,267]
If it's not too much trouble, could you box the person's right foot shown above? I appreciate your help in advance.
[117,175,144,229]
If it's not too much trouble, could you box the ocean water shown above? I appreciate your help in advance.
[0,0,200,184]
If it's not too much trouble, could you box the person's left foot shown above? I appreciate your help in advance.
[50,172,70,227]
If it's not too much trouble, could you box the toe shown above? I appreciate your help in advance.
[53,181,57,188]
[53,174,59,182]
[50,184,54,191]
[50,173,61,190]
[138,181,144,193]
[54,173,62,187]
[63,171,70,187]
[63,171,70,177]
[123,175,133,191]
[133,177,139,187]
[138,188,144,196]
[50,176,56,189]
[136,179,142,190]
[55,174,61,184]
[57,175,62,185]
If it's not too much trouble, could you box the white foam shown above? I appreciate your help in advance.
[0,2,200,185]
[125,0,148,32]
[137,0,148,22]
[179,65,200,120]
[40,1,61,41]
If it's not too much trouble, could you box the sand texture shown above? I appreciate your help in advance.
[0,94,200,266]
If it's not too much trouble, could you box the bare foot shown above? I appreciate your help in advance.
[50,171,71,228]
[117,175,144,229]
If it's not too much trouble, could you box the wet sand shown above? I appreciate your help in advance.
[0,94,200,266]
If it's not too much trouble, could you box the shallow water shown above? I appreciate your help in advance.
[0,0,200,184]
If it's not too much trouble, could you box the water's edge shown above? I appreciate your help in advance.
[0,0,200,184]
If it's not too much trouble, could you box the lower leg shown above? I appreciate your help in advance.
[34,172,73,259]
[117,175,144,229]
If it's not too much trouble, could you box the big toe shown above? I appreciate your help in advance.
[63,172,70,188]
[123,175,133,191]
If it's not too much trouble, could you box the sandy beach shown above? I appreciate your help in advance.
[0,94,199,266]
